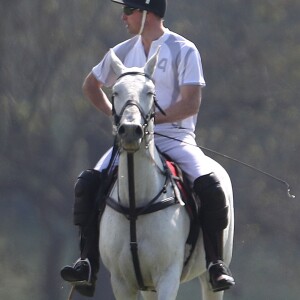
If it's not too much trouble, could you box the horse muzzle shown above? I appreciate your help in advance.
[118,123,144,152]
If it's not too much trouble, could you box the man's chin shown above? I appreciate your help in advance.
[125,26,138,36]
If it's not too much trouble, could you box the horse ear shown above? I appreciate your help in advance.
[109,49,125,77]
[144,46,161,77]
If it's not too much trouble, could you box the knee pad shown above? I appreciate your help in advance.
[73,169,102,226]
[200,206,229,231]
[193,173,228,231]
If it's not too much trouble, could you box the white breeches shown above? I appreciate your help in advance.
[94,132,214,184]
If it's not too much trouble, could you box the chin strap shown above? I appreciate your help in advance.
[138,10,147,35]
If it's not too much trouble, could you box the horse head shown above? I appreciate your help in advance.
[110,48,159,153]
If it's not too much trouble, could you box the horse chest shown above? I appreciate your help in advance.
[99,206,190,271]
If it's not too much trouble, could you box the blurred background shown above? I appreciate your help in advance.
[1,0,299,299]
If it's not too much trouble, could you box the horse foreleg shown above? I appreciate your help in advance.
[199,273,224,300]
[155,267,182,300]
[110,276,139,300]
[140,291,157,300]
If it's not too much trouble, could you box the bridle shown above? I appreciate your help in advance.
[111,71,166,137]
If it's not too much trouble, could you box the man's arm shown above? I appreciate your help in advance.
[82,72,112,116]
[155,85,202,124]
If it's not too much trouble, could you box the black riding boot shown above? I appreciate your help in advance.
[194,173,235,292]
[60,169,105,297]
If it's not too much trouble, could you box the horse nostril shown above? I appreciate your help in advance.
[118,124,143,139]
[118,125,125,136]
[135,125,143,138]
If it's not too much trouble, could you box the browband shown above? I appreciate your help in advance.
[116,71,153,82]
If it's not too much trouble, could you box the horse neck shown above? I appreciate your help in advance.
[118,140,165,207]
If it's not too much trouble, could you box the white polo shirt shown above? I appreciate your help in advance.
[92,28,206,133]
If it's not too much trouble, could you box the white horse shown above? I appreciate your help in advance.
[99,49,234,300]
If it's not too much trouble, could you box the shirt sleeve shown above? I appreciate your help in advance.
[178,45,206,87]
[91,37,139,87]
[92,50,118,87]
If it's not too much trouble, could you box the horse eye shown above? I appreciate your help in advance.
[112,92,119,97]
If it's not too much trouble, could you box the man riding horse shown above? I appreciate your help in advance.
[61,0,235,297]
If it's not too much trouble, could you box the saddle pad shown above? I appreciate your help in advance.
[165,160,200,265]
